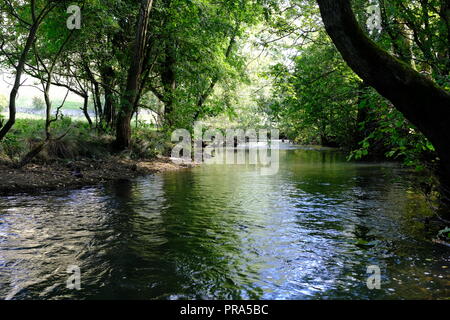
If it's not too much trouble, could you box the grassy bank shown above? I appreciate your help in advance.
[0,118,168,163]
[0,118,188,194]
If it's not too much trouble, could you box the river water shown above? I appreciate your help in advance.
[0,148,448,300]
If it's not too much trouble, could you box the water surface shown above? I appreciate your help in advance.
[0,148,448,299]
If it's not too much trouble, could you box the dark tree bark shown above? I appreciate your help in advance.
[83,62,103,121]
[114,0,154,150]
[17,29,74,168]
[92,80,103,120]
[317,0,450,202]
[82,95,93,127]
[101,66,116,127]
[161,41,177,126]
[193,27,238,121]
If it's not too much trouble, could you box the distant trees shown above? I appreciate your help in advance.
[267,34,362,148]
[6,0,448,199]
[1,0,270,151]
[114,0,154,150]
[261,0,449,173]
[31,96,45,111]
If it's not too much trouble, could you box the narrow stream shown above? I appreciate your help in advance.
[0,149,448,299]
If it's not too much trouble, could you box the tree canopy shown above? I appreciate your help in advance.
[0,0,449,198]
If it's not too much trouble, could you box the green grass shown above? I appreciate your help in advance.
[0,118,166,164]
[51,99,90,111]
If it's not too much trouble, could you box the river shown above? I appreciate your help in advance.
[0,148,448,299]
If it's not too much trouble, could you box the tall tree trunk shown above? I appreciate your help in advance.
[44,85,52,140]
[93,80,103,120]
[161,41,177,127]
[101,66,116,127]
[317,0,450,204]
[114,0,154,150]
[193,27,238,121]
[82,95,93,127]
[84,62,103,123]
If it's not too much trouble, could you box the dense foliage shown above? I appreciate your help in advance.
[0,0,448,174]
[260,0,449,173]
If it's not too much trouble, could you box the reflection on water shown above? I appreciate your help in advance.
[0,149,448,300]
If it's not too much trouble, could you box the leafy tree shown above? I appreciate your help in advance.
[259,0,444,170]
[31,96,45,111]
[317,0,450,206]
[267,35,361,148]
[114,0,154,150]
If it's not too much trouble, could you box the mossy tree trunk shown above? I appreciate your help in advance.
[317,0,450,204]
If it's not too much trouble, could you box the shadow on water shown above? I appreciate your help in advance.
[0,149,448,300]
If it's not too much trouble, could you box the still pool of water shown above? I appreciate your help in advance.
[0,149,448,300]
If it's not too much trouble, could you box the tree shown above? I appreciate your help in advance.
[0,0,57,141]
[114,0,154,150]
[316,0,450,203]
[0,94,7,112]
[31,96,45,111]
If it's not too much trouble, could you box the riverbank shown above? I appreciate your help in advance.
[0,156,195,195]
[1,148,448,300]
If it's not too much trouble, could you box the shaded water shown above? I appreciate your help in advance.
[0,149,448,300]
